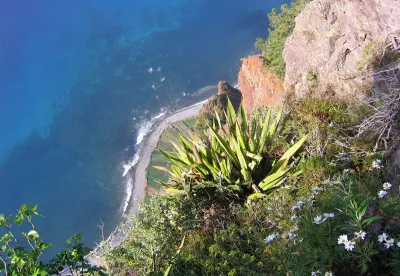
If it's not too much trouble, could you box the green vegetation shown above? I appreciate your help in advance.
[147,118,196,192]
[0,204,105,275]
[103,195,201,275]
[255,0,309,78]
[102,92,399,275]
[157,99,308,200]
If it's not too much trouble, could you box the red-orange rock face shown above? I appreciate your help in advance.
[238,55,284,114]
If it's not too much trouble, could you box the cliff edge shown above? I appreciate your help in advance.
[238,55,284,113]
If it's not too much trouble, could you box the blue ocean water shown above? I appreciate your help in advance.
[0,0,285,256]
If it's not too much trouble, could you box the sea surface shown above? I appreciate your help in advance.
[0,0,286,256]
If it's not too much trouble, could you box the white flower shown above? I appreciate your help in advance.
[378,190,387,198]
[297,200,304,207]
[384,238,395,249]
[264,232,280,244]
[343,169,350,173]
[312,186,324,193]
[290,214,298,221]
[382,182,392,190]
[325,272,333,276]
[288,232,298,240]
[372,159,382,169]
[378,233,388,243]
[311,272,320,276]
[344,240,356,251]
[397,241,400,247]
[314,215,323,224]
[354,230,366,240]
[264,234,276,244]
[338,235,348,245]
[323,213,335,218]
[292,200,306,211]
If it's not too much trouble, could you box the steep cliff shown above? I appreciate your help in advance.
[195,81,242,132]
[283,0,400,100]
[238,55,284,113]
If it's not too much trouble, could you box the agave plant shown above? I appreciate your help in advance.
[155,99,308,199]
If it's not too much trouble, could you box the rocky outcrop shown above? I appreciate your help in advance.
[195,81,242,132]
[283,0,400,100]
[238,55,284,113]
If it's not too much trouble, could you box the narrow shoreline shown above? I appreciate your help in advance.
[128,100,207,215]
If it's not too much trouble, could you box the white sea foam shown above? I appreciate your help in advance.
[122,153,140,177]
[121,99,206,214]
[122,175,134,214]
[135,111,166,145]
[120,110,166,214]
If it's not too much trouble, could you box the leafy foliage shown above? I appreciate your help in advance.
[280,171,400,275]
[255,0,309,78]
[0,204,105,276]
[103,196,201,275]
[157,99,308,200]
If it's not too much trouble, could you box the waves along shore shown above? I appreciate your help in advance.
[128,100,207,215]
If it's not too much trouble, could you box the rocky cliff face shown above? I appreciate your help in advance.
[238,55,284,113]
[283,0,400,100]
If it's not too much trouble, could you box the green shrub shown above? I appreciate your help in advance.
[103,195,201,275]
[255,0,309,78]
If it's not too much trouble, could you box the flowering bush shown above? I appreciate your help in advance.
[280,171,400,275]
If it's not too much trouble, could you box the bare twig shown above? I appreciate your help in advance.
[355,63,400,151]
[0,256,7,276]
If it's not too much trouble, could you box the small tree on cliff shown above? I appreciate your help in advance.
[255,0,309,78]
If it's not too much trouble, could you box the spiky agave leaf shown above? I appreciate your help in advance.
[268,108,283,138]
[159,149,189,168]
[178,133,194,154]
[164,188,187,195]
[170,140,193,165]
[235,123,247,151]
[269,133,309,175]
[214,110,224,133]
[257,108,272,153]
[208,123,240,167]
[258,169,289,191]
[239,102,248,134]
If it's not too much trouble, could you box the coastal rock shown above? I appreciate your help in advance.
[195,81,242,132]
[238,55,284,113]
[283,0,400,100]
